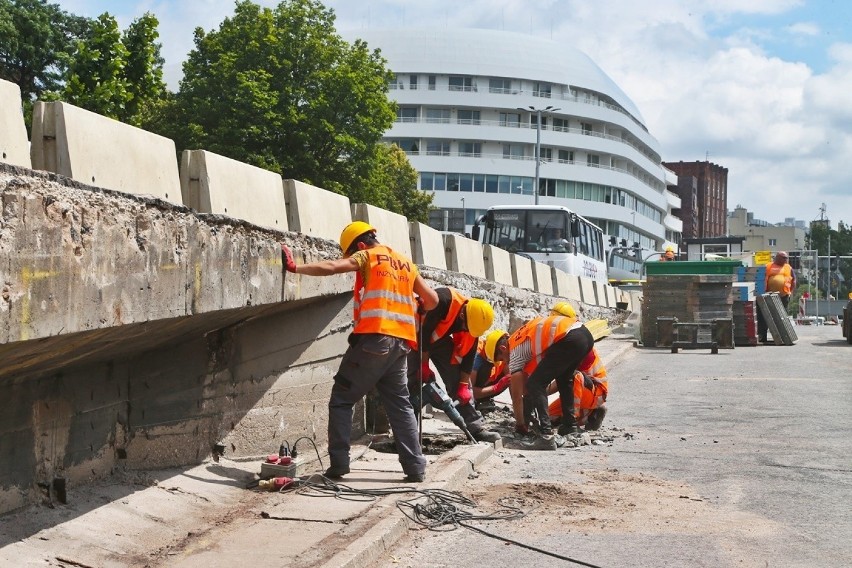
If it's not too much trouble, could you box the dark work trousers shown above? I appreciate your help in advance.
[407,339,486,435]
[329,334,425,477]
[525,325,595,434]
[757,294,790,341]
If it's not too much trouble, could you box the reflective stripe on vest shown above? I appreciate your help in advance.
[449,332,475,365]
[510,315,578,376]
[353,245,418,342]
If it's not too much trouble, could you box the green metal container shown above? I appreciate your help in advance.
[645,260,742,276]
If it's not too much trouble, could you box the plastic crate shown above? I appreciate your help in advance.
[646,260,742,276]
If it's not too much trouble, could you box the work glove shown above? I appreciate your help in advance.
[492,374,512,395]
[281,243,297,273]
[456,382,473,406]
[420,361,435,383]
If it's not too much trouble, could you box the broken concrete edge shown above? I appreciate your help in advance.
[316,441,495,568]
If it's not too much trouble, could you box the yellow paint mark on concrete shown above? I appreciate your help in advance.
[193,261,202,311]
[20,267,59,341]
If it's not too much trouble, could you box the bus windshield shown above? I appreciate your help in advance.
[483,210,572,254]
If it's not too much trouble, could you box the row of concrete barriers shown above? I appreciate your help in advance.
[0,78,635,311]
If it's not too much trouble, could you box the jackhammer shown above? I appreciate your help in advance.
[412,380,477,443]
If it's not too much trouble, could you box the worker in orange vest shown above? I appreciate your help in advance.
[408,288,501,443]
[470,330,512,414]
[282,221,439,482]
[546,346,608,431]
[758,251,797,343]
[504,301,594,449]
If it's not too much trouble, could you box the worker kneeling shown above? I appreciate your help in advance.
[471,330,513,415]
[546,346,608,432]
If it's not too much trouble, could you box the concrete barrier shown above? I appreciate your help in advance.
[30,101,181,203]
[180,150,287,231]
[483,245,513,286]
[511,254,535,290]
[284,179,351,243]
[532,261,554,295]
[578,276,597,305]
[0,79,30,168]
[552,268,583,302]
[409,222,446,269]
[443,234,485,279]
[352,203,412,259]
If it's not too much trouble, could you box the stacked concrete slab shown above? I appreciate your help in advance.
[179,149,288,231]
[284,179,352,243]
[578,276,597,305]
[511,255,536,290]
[552,268,583,300]
[352,203,412,259]
[0,79,30,168]
[30,101,182,204]
[443,233,486,279]
[532,261,554,295]
[409,222,447,269]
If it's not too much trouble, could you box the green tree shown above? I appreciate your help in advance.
[170,0,400,201]
[0,0,89,118]
[121,13,168,126]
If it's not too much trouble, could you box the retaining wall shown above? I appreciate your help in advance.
[0,80,30,168]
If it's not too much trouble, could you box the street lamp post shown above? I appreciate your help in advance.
[519,105,560,205]
[460,197,466,235]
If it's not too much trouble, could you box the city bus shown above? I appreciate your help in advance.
[471,205,607,283]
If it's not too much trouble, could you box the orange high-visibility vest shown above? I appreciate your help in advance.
[765,262,793,296]
[509,314,578,376]
[476,337,507,383]
[432,289,475,364]
[353,245,418,343]
[548,347,608,421]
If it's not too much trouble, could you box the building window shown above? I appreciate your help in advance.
[768,238,777,246]
[426,140,450,156]
[503,144,525,160]
[534,82,551,98]
[539,147,553,162]
[587,154,600,167]
[489,78,513,94]
[448,75,475,92]
[409,75,418,90]
[457,109,481,125]
[425,108,451,123]
[420,172,433,190]
[392,139,419,154]
[558,149,574,163]
[581,122,593,135]
[428,75,436,90]
[552,117,569,132]
[499,112,521,127]
[531,115,548,129]
[458,142,482,157]
[397,107,418,122]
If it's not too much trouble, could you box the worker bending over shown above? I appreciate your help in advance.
[282,221,438,482]
[408,288,501,443]
[506,301,594,449]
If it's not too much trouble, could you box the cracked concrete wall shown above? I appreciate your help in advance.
[0,163,619,515]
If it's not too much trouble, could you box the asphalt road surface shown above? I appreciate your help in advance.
[376,325,852,568]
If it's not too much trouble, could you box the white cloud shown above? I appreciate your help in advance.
[788,21,820,36]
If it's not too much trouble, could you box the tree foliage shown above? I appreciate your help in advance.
[60,12,166,126]
[363,144,433,223]
[169,0,408,204]
[0,0,89,118]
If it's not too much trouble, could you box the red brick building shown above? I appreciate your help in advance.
[663,161,728,239]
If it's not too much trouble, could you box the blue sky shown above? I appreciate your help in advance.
[54,0,852,227]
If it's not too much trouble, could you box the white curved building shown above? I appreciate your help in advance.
[349,28,681,254]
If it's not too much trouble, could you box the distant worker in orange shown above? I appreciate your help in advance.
[659,246,675,261]
[759,251,797,343]
[281,221,439,482]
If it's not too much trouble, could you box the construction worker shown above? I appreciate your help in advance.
[505,301,594,449]
[281,221,439,482]
[471,330,512,414]
[408,288,501,442]
[758,251,797,343]
[546,346,608,431]
[659,246,675,261]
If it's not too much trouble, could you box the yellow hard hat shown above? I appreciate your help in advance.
[550,301,576,318]
[339,221,376,256]
[465,299,494,337]
[483,330,508,363]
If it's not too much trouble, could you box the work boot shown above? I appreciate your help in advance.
[324,465,350,479]
[477,398,497,415]
[404,472,425,483]
[585,407,607,431]
[472,430,501,443]
[519,433,557,451]
[557,422,581,437]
